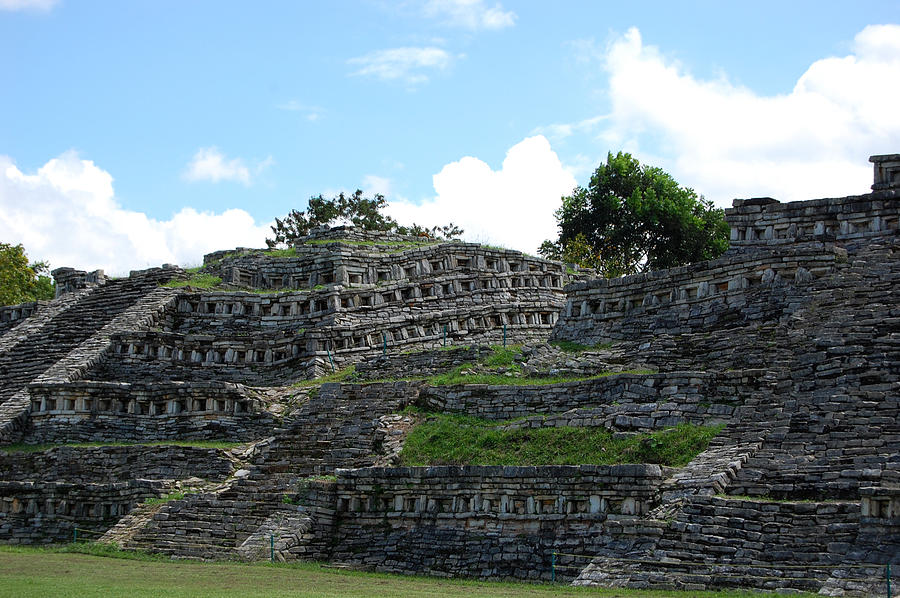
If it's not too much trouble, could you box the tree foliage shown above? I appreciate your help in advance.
[266,190,463,248]
[539,152,729,277]
[0,243,55,306]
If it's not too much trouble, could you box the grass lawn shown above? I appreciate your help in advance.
[0,546,808,598]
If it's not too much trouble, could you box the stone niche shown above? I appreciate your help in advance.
[870,153,900,191]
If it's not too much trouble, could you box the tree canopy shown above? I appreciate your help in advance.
[539,152,729,277]
[266,190,463,248]
[0,243,55,306]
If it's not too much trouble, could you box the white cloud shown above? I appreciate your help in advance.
[0,151,272,275]
[277,100,323,122]
[362,175,394,197]
[183,147,272,185]
[422,0,515,30]
[384,136,576,253]
[0,0,57,12]
[348,47,453,85]
[565,25,900,206]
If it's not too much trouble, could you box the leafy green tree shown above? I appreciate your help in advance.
[0,243,55,306]
[266,189,463,248]
[539,152,729,276]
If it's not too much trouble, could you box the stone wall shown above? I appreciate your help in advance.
[205,239,567,292]
[0,444,234,483]
[418,370,767,428]
[51,267,107,298]
[725,192,899,249]
[24,381,272,443]
[318,464,666,579]
[0,479,168,544]
[552,245,839,345]
[0,301,46,336]
[574,495,869,593]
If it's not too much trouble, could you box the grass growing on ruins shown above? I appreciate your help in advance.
[427,369,654,387]
[291,365,358,388]
[162,273,222,289]
[0,546,808,598]
[0,440,245,453]
[400,416,722,467]
[144,489,200,505]
[263,247,298,257]
[549,340,615,353]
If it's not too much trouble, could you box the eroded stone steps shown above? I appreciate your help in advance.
[0,276,170,406]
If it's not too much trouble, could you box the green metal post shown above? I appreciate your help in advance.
[551,551,556,582]
[503,324,507,347]
[382,332,387,356]
[73,528,78,543]
[888,563,892,598]
[270,534,275,563]
[327,349,335,372]
[443,325,447,347]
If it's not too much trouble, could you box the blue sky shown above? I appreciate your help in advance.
[2,0,899,274]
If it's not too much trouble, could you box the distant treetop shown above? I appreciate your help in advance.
[0,243,56,306]
[266,190,463,248]
[539,152,729,277]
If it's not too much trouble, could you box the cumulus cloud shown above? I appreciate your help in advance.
[560,25,900,205]
[183,147,272,185]
[422,0,515,30]
[0,0,57,12]
[348,47,454,85]
[0,151,272,275]
[384,136,575,253]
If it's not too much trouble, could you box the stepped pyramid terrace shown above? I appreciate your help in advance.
[0,153,898,596]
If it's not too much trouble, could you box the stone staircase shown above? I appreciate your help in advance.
[0,269,181,444]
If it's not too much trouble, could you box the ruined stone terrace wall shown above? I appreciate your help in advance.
[51,267,107,298]
[0,301,47,336]
[552,245,838,344]
[320,464,664,580]
[419,370,766,428]
[0,445,234,483]
[92,295,560,383]
[91,331,310,385]
[24,381,273,443]
[353,346,485,381]
[0,479,167,544]
[575,495,868,593]
[725,191,899,249]
[169,268,563,334]
[207,241,566,291]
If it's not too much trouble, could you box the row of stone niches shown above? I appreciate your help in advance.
[1,496,133,519]
[224,249,565,290]
[567,264,825,318]
[335,492,650,517]
[730,214,898,244]
[112,309,559,365]
[0,301,44,325]
[29,395,252,416]
[200,270,564,316]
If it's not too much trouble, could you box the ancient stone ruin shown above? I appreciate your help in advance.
[1,154,898,595]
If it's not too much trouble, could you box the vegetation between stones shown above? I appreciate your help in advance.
[400,416,722,467]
